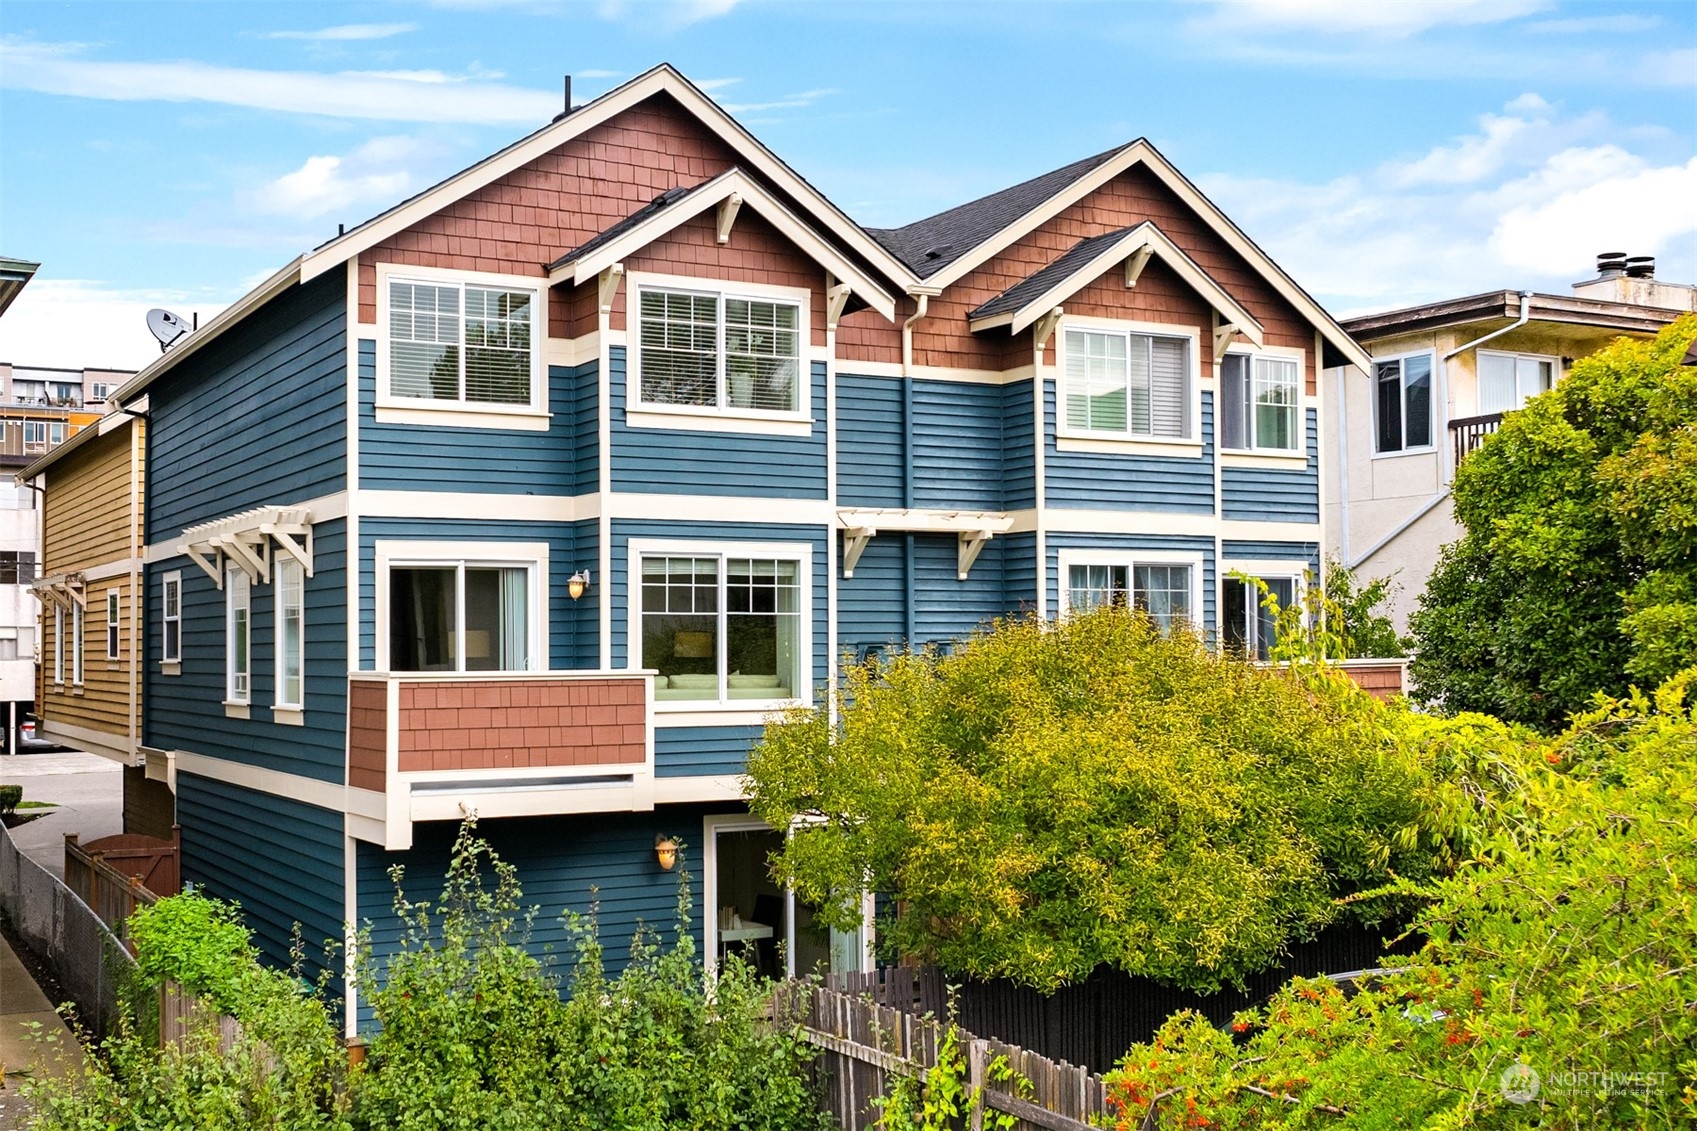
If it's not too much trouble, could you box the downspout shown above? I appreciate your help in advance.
[900,294,928,645]
[1347,292,1533,571]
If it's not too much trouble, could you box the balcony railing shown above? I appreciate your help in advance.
[347,670,654,849]
[1449,412,1503,466]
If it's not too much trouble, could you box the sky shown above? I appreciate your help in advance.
[1,0,1693,371]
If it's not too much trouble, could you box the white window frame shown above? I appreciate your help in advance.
[161,571,182,670]
[275,558,305,714]
[701,814,873,978]
[627,271,813,428]
[90,382,110,402]
[1220,346,1305,456]
[373,262,549,426]
[1055,548,1206,629]
[1055,316,1203,448]
[628,538,813,717]
[225,564,250,708]
[53,604,63,685]
[374,541,549,673]
[106,588,120,660]
[1220,563,1308,659]
[1371,349,1437,456]
[1475,348,1557,416]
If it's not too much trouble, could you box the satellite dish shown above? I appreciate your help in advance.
[147,308,192,352]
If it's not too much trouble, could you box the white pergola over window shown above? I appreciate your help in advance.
[836,508,1015,581]
[30,571,86,610]
[178,506,315,589]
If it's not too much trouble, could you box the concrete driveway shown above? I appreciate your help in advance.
[1,752,123,879]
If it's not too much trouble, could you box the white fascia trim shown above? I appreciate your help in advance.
[111,259,304,406]
[1223,557,1314,580]
[173,750,348,815]
[607,493,832,525]
[39,719,135,765]
[79,557,144,584]
[921,140,1370,372]
[555,169,896,322]
[970,222,1264,344]
[297,66,915,291]
[356,489,599,523]
[835,360,1037,386]
[653,775,747,804]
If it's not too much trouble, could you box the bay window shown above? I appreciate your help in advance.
[386,275,538,408]
[1477,350,1554,416]
[1221,352,1300,452]
[636,287,803,415]
[638,546,808,705]
[1373,352,1433,453]
[1063,328,1191,440]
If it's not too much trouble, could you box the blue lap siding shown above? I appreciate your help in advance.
[1221,409,1320,522]
[836,374,903,508]
[1044,387,1217,513]
[655,726,762,778]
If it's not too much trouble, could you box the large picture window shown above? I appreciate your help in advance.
[1477,350,1554,416]
[638,548,806,705]
[1063,328,1191,439]
[1223,574,1298,660]
[225,566,250,703]
[389,562,531,672]
[636,288,802,415]
[387,277,537,407]
[1063,556,1198,631]
[1374,353,1433,453]
[1221,353,1300,452]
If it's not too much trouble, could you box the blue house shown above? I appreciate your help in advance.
[109,65,1370,1033]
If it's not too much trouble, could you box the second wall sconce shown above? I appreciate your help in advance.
[568,570,592,600]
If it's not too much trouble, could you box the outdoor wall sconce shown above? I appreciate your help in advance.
[654,835,678,871]
[568,570,592,600]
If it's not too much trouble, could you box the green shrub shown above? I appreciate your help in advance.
[0,783,21,817]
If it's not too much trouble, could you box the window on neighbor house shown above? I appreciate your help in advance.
[0,631,17,662]
[1063,329,1191,439]
[1223,575,1298,661]
[23,421,48,451]
[72,601,84,686]
[162,573,182,666]
[636,288,802,414]
[387,278,537,407]
[1374,353,1434,453]
[1065,561,1196,631]
[90,383,110,402]
[226,565,250,704]
[1477,350,1555,416]
[0,551,36,584]
[106,589,120,660]
[53,605,63,684]
[275,560,304,709]
[389,563,531,672]
[1221,353,1300,452]
[641,553,804,704]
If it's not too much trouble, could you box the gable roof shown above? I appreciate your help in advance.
[1340,289,1685,340]
[967,222,1263,342]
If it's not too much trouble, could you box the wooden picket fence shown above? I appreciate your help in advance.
[778,980,1108,1131]
[158,980,244,1052]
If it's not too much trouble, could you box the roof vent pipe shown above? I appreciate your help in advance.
[1625,256,1656,279]
[1596,252,1627,278]
[552,76,573,123]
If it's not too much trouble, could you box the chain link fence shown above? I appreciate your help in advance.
[1,819,134,1037]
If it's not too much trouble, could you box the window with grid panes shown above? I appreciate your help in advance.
[1221,354,1300,452]
[387,278,535,406]
[637,288,801,414]
[642,553,802,703]
[1065,561,1195,630]
[1063,329,1190,439]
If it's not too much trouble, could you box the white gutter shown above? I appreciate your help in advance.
[1346,291,1532,571]
[900,291,933,375]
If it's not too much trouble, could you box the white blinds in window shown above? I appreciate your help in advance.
[389,280,534,405]
[1138,336,1189,438]
[725,299,799,412]
[464,287,532,404]
[390,282,460,400]
[639,290,719,406]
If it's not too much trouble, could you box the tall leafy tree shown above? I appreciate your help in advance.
[1410,316,1697,729]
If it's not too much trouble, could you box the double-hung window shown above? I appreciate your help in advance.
[53,605,63,685]
[275,560,304,709]
[226,566,250,704]
[1063,328,1192,439]
[1222,574,1298,660]
[161,573,182,665]
[636,288,802,415]
[106,590,120,660]
[72,601,84,686]
[386,276,539,409]
[1221,353,1301,452]
[1477,350,1554,416]
[638,546,808,705]
[389,562,533,672]
[1373,353,1434,453]
[1063,556,1198,631]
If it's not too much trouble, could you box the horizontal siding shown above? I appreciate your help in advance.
[836,373,903,509]
[42,427,133,569]
[1001,531,1039,613]
[838,535,907,653]
[610,348,827,498]
[177,773,344,983]
[149,273,347,537]
[1221,408,1320,523]
[357,518,593,672]
[1221,539,1320,564]
[573,360,600,496]
[39,575,134,737]
[912,533,1005,643]
[912,380,1004,512]
[355,808,717,1027]
[1044,386,1217,513]
[655,725,761,779]
[146,520,349,783]
[1046,532,1218,634]
[359,340,587,494]
[1003,381,1037,511]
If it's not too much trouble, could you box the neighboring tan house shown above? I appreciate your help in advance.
[18,408,173,836]
[1324,253,1696,631]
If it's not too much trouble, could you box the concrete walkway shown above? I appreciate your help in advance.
[1,929,82,1129]
[1,752,123,879]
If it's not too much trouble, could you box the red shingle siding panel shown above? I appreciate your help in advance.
[348,680,388,794]
[394,678,647,773]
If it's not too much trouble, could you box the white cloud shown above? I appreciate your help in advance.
[1642,47,1697,88]
[264,23,417,41]
[249,136,428,220]
[1198,0,1548,37]
[1526,14,1659,34]
[0,38,556,124]
[718,87,835,114]
[595,0,740,30]
[1194,95,1697,314]
[0,279,233,370]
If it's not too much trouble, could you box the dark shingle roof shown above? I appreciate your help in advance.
[548,180,711,272]
[968,227,1136,321]
[866,145,1132,278]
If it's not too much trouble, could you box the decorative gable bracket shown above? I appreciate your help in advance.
[837,508,1016,581]
[178,506,315,590]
